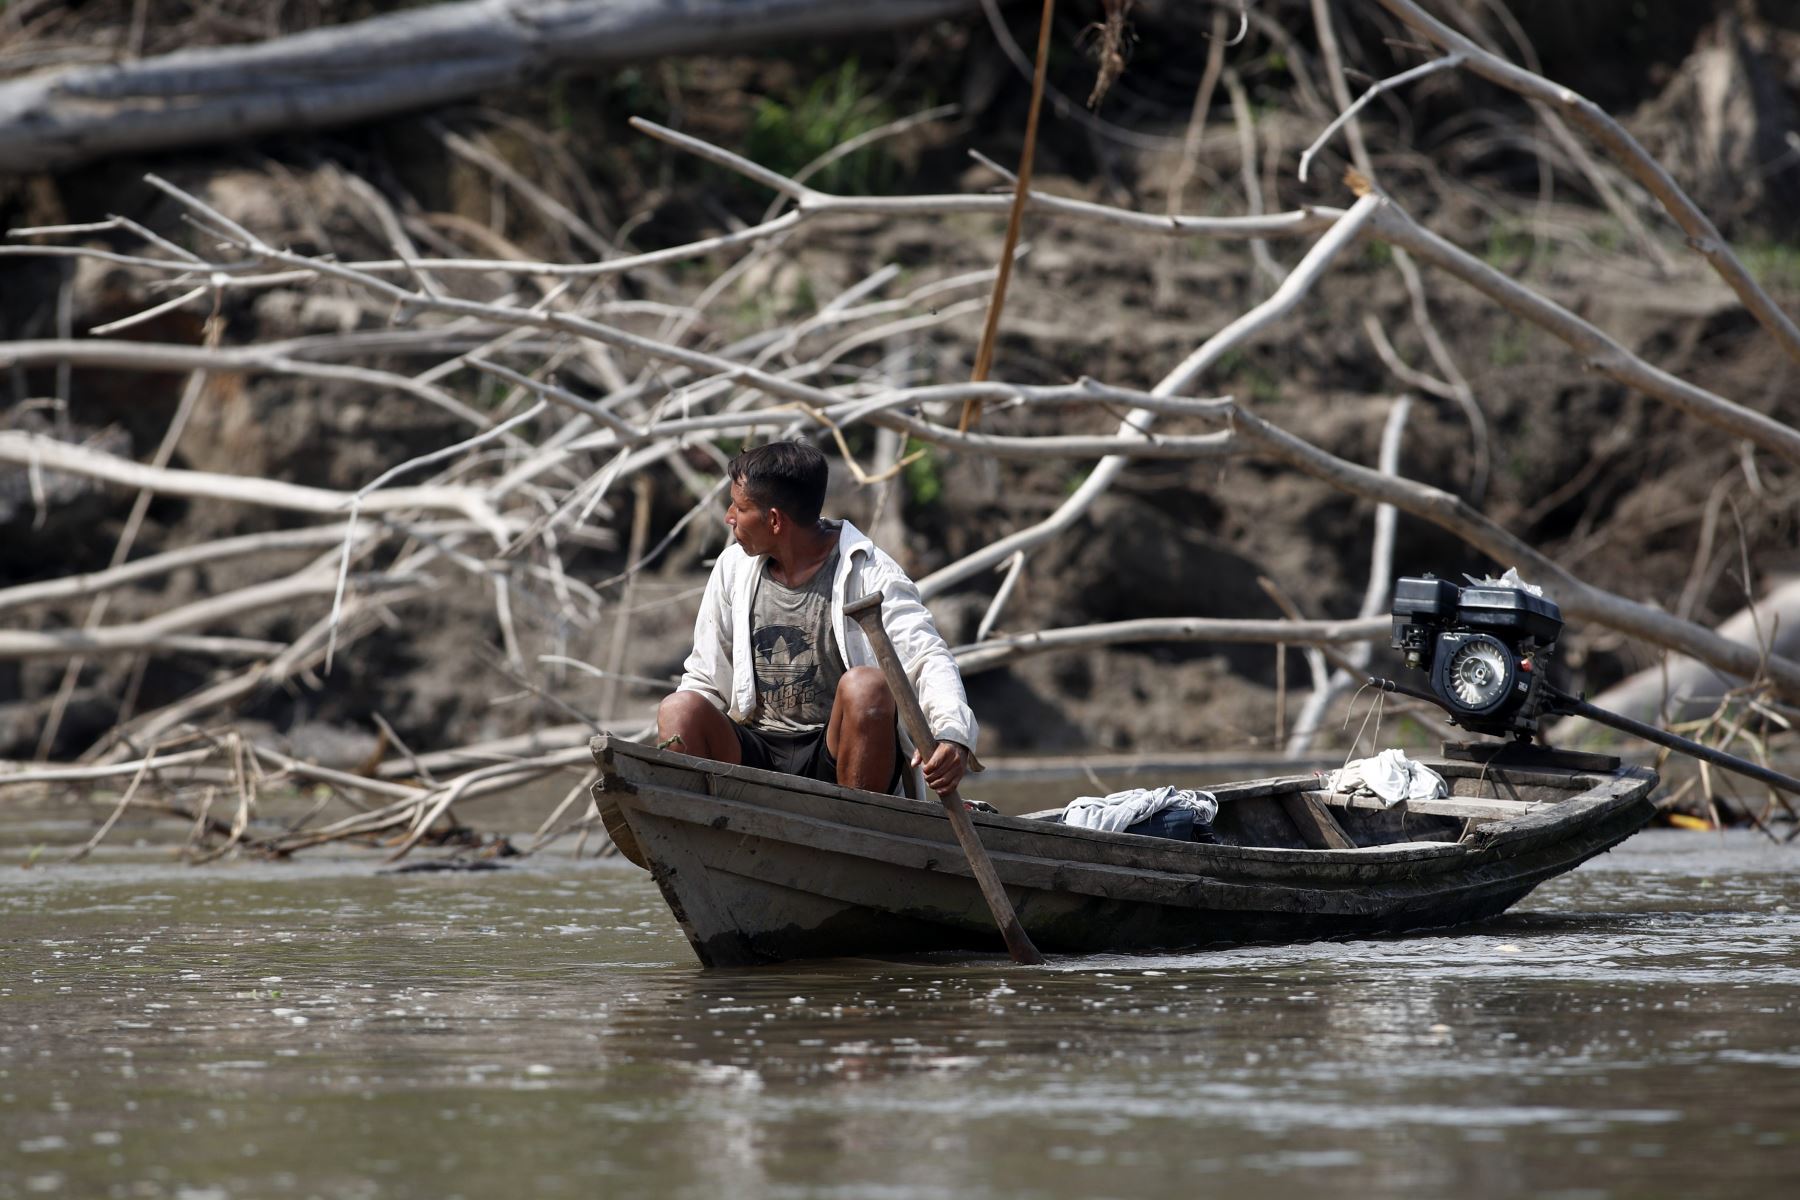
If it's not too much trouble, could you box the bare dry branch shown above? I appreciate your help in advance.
[0,432,513,540]
[1372,0,1800,364]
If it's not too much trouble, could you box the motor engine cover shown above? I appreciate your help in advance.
[1391,574,1564,737]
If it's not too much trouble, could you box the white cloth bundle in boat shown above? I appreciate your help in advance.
[1328,749,1448,807]
[1062,786,1219,833]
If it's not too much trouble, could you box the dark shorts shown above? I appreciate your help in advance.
[732,723,903,791]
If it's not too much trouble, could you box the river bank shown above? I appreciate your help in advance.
[2,1,1797,815]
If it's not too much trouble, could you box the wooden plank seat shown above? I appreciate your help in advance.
[1310,789,1548,822]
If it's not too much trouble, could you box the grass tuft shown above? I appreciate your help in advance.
[746,60,897,195]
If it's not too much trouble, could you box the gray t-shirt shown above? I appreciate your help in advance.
[749,547,845,733]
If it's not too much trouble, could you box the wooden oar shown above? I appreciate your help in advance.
[844,592,1045,966]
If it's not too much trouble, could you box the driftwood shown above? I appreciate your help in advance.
[1552,578,1800,730]
[0,0,978,173]
[3,1,1797,861]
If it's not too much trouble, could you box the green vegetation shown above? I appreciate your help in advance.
[1213,349,1281,404]
[1387,716,1432,746]
[1503,444,1534,485]
[731,292,773,331]
[789,274,818,315]
[1483,222,1534,266]
[476,376,513,411]
[745,60,897,195]
[1587,222,1623,255]
[1489,320,1530,368]
[1740,238,1800,292]
[606,66,664,122]
[1244,367,1281,405]
[902,438,942,507]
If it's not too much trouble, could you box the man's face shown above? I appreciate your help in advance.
[725,479,775,554]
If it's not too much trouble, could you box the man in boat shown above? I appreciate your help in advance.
[656,441,978,798]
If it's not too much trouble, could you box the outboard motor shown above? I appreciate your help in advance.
[1390,574,1563,740]
[1376,572,1800,797]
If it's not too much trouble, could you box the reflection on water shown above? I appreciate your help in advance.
[0,831,1795,1198]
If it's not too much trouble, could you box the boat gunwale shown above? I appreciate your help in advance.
[604,779,1572,915]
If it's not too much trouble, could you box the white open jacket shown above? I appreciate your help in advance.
[677,520,979,793]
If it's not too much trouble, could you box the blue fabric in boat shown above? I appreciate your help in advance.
[1124,806,1197,841]
[1038,805,1217,844]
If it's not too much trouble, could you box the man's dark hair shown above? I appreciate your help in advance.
[729,441,828,526]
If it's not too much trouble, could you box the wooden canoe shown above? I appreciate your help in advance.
[589,734,1658,967]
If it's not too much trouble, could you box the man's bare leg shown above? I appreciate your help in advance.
[827,666,897,790]
[656,692,742,763]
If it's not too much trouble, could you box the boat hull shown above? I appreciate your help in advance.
[591,736,1658,967]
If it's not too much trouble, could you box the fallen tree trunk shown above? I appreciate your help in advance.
[0,0,976,174]
[1549,577,1800,733]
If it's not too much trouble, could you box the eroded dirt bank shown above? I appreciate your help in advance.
[1,0,1796,767]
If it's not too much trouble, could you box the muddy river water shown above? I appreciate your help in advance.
[0,823,1795,1199]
